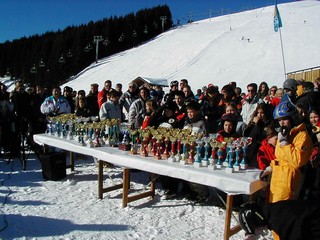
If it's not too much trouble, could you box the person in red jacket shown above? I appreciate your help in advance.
[97,80,115,109]
[257,125,278,170]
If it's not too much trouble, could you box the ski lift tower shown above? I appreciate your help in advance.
[160,16,167,32]
[93,36,104,63]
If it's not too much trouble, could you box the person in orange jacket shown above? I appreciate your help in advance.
[260,95,313,240]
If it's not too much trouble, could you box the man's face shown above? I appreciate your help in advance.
[91,86,98,94]
[128,85,136,93]
[171,85,178,91]
[247,87,256,98]
[52,88,61,99]
[174,95,184,106]
[104,82,111,91]
[179,81,186,90]
[183,87,191,97]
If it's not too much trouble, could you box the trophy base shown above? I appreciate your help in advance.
[208,165,216,170]
[154,155,162,160]
[67,136,74,141]
[226,167,234,174]
[175,154,182,161]
[193,162,202,168]
[129,150,138,155]
[201,160,209,167]
[118,143,131,151]
[216,164,222,169]
[223,161,229,167]
[233,165,240,172]
[240,163,249,170]
[167,157,177,163]
[162,153,170,159]
[180,160,187,165]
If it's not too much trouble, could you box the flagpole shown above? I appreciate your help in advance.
[278,27,287,80]
[274,0,287,80]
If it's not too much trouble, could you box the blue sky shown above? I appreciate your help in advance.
[0,0,296,43]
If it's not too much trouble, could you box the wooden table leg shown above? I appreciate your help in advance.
[224,194,241,240]
[122,168,130,208]
[98,160,104,199]
[70,151,74,171]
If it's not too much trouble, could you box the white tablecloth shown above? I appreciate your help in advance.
[34,134,268,195]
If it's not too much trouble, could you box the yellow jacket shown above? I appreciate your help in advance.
[269,123,313,203]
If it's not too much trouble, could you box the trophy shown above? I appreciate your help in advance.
[180,139,188,165]
[187,140,196,165]
[240,137,250,169]
[140,131,149,157]
[175,138,182,161]
[208,141,219,170]
[168,137,177,163]
[216,143,225,169]
[225,143,234,174]
[162,136,170,159]
[153,134,163,160]
[202,137,211,167]
[119,123,131,151]
[129,129,138,154]
[233,145,241,172]
[194,139,203,168]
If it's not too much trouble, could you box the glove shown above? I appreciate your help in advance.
[260,166,272,181]
[278,126,289,146]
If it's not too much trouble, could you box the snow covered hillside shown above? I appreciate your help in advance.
[62,1,320,93]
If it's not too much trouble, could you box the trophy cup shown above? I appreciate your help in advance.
[208,141,218,170]
[222,138,232,166]
[175,138,182,161]
[240,137,250,169]
[233,145,241,172]
[180,139,188,165]
[80,128,86,146]
[216,143,224,169]
[168,137,177,163]
[129,129,138,154]
[187,139,196,165]
[139,131,149,157]
[119,123,131,151]
[194,139,203,168]
[225,143,234,174]
[153,134,163,160]
[202,137,211,167]
[162,136,170,159]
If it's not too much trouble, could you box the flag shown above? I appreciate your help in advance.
[274,4,283,32]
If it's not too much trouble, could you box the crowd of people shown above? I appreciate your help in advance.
[1,76,320,239]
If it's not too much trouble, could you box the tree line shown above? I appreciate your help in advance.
[0,5,172,88]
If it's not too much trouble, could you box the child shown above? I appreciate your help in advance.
[256,124,277,170]
[216,113,241,142]
[99,91,123,121]
[183,101,207,135]
[141,99,158,129]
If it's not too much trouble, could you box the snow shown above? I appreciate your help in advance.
[60,1,320,93]
[0,153,272,240]
[0,1,319,239]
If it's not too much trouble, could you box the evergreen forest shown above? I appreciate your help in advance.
[0,5,172,88]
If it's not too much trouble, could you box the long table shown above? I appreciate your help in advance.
[34,133,268,240]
